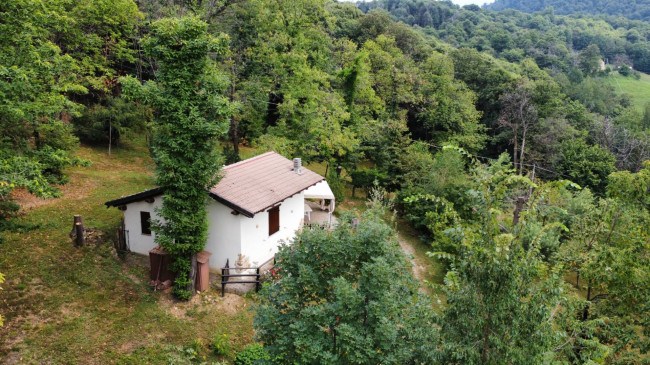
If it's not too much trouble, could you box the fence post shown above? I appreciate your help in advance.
[73,215,85,247]
[255,267,260,292]
[221,259,229,297]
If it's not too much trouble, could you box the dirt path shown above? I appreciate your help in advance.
[397,233,429,294]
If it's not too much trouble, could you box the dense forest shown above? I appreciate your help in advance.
[487,0,650,22]
[1,0,649,362]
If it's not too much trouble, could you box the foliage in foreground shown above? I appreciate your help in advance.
[434,162,568,363]
[255,208,437,364]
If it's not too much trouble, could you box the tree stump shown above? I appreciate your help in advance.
[72,215,85,247]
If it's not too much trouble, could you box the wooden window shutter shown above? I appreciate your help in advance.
[140,211,152,235]
[268,206,280,236]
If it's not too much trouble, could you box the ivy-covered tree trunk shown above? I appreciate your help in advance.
[122,16,230,300]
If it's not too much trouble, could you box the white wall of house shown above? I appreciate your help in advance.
[123,198,162,256]
[240,192,305,266]
[205,200,242,271]
[121,191,305,270]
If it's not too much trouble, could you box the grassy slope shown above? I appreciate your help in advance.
[0,138,254,364]
[604,72,650,112]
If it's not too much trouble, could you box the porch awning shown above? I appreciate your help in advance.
[304,181,335,200]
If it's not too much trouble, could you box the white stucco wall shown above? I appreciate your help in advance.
[204,200,242,270]
[122,198,162,256]
[120,191,305,270]
[240,192,305,265]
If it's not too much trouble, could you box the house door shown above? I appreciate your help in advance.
[268,206,280,236]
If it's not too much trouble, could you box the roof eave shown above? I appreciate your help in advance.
[104,187,164,207]
[208,192,255,218]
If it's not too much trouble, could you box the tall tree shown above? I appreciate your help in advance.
[121,16,231,299]
[435,156,568,363]
[498,81,539,174]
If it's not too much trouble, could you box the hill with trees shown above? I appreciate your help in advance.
[1,0,649,362]
[486,0,650,22]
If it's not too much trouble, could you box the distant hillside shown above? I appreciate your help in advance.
[486,0,650,22]
[358,0,650,74]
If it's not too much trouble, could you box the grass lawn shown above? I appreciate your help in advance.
[0,138,255,364]
[604,71,650,113]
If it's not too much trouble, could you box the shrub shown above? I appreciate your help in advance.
[254,209,437,363]
[234,344,270,365]
[349,168,387,197]
[618,64,631,76]
[211,333,231,356]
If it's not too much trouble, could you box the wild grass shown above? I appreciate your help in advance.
[604,71,650,112]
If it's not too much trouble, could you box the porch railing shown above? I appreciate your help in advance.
[220,256,275,297]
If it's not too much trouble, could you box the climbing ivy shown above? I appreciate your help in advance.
[121,16,231,299]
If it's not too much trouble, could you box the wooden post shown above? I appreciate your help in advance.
[255,267,260,292]
[73,215,85,247]
[221,259,229,297]
[188,253,198,295]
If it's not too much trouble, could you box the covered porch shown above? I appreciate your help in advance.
[303,181,337,227]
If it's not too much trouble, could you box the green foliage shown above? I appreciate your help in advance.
[349,168,387,197]
[73,97,152,146]
[488,0,650,22]
[232,0,358,164]
[555,196,650,361]
[254,209,437,364]
[399,146,475,218]
[210,333,231,356]
[164,343,205,364]
[579,44,603,75]
[326,165,346,203]
[234,344,270,365]
[52,0,142,93]
[618,64,632,77]
[435,165,567,364]
[402,194,460,259]
[556,139,616,196]
[607,160,650,209]
[121,16,231,299]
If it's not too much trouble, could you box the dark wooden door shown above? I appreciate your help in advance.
[268,206,279,236]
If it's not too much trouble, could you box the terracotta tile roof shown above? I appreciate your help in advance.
[106,152,324,218]
[209,152,324,217]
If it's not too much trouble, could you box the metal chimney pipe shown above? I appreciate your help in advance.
[293,158,302,175]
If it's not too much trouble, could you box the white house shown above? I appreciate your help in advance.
[105,152,335,270]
